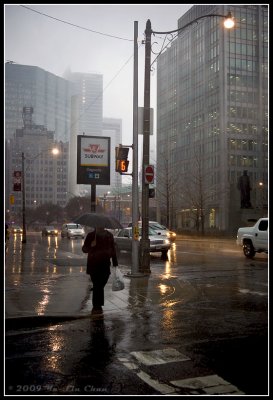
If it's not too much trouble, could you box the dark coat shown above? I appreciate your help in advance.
[82,229,118,275]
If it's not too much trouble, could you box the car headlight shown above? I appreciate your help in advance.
[54,230,58,234]
[164,239,170,245]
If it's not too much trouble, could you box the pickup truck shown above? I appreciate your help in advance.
[236,217,268,258]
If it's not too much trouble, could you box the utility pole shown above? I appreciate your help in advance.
[140,19,152,273]
[131,20,141,275]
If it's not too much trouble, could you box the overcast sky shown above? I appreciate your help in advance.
[4,4,193,183]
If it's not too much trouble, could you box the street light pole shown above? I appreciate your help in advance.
[131,20,141,276]
[140,19,152,274]
[140,12,234,272]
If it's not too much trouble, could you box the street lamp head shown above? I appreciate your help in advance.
[52,148,59,155]
[224,12,235,29]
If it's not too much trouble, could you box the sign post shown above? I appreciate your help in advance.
[77,135,111,212]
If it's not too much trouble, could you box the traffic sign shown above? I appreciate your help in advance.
[144,165,154,184]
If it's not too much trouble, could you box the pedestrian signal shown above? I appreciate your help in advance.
[116,159,129,173]
[115,146,130,173]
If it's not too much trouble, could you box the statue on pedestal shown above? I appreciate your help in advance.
[237,170,252,208]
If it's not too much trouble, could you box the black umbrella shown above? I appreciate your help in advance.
[73,213,123,229]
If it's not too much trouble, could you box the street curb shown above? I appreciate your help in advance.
[5,315,90,331]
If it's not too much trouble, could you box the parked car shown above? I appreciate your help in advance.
[128,221,177,242]
[42,226,58,237]
[11,225,23,234]
[114,227,171,257]
[149,221,177,242]
[61,223,85,239]
[236,217,268,258]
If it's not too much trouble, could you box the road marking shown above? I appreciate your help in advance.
[119,349,245,395]
[239,288,267,296]
[136,371,176,394]
[170,374,244,395]
[130,348,190,365]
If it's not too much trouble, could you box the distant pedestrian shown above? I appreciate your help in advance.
[82,227,118,315]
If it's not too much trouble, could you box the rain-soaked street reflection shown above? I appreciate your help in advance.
[5,232,268,395]
[5,233,89,317]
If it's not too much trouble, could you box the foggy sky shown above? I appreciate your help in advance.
[4,3,193,182]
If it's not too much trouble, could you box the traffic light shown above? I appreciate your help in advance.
[115,146,129,174]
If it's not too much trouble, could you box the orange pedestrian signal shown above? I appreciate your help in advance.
[116,159,129,173]
[115,146,130,173]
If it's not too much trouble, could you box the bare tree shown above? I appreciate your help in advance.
[155,149,181,229]
[177,144,224,234]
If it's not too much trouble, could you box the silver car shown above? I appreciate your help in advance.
[114,227,170,257]
[61,223,85,239]
[128,221,177,242]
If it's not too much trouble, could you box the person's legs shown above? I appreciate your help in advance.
[91,272,110,309]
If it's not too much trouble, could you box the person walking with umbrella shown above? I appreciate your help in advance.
[82,225,118,315]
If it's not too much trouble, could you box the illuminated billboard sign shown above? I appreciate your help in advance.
[77,135,110,185]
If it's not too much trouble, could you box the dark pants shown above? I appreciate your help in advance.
[90,271,110,308]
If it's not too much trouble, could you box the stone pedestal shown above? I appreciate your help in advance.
[229,183,265,234]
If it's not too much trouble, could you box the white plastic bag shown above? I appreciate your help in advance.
[112,267,125,291]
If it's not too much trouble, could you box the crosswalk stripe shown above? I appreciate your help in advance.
[119,348,245,395]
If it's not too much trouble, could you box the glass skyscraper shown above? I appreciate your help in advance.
[5,63,72,142]
[157,4,268,233]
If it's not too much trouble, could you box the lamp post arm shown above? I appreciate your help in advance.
[152,12,234,35]
[24,147,59,172]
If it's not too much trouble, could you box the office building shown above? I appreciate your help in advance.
[5,62,72,142]
[156,4,268,232]
[6,107,69,217]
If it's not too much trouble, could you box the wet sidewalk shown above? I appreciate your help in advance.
[5,235,165,321]
[5,235,268,395]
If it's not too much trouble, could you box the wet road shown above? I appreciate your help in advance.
[5,233,268,395]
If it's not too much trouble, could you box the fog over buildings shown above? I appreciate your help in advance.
[4,4,193,171]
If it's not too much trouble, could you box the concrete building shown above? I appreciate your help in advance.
[156,4,268,233]
[5,62,72,142]
[6,107,69,218]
